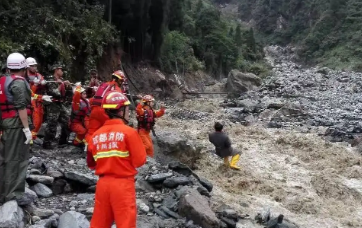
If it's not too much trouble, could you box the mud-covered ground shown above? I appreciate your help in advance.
[157,98,362,228]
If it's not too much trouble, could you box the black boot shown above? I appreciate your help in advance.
[58,126,69,147]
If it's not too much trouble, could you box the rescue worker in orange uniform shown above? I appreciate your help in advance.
[70,83,90,148]
[25,57,52,140]
[87,91,146,228]
[136,95,165,157]
[84,70,126,150]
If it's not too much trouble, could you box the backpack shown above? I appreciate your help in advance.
[91,82,115,106]
[137,108,155,131]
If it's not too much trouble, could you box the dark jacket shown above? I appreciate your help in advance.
[208,131,236,158]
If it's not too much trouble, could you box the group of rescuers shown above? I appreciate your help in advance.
[0,52,241,228]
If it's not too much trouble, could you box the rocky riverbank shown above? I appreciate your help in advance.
[223,45,362,145]
[2,45,362,228]
[0,133,287,228]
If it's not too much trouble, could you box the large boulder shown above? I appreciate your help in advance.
[226,70,262,97]
[154,130,202,169]
[0,200,25,228]
[64,171,98,186]
[57,211,90,228]
[178,187,220,228]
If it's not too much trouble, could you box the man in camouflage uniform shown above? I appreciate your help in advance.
[0,53,33,204]
[43,64,71,149]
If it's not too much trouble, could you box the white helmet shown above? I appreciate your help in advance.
[7,53,27,69]
[26,57,38,67]
[73,86,86,94]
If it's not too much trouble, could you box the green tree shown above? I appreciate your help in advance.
[234,24,243,46]
[160,31,203,73]
[229,27,234,36]
[0,0,116,80]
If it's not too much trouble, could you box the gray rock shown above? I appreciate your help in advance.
[64,171,98,186]
[28,222,48,228]
[178,188,219,228]
[16,187,38,206]
[197,186,210,197]
[27,175,54,185]
[31,183,53,198]
[136,199,150,213]
[52,179,67,195]
[235,99,259,113]
[29,157,47,174]
[33,208,55,219]
[30,169,42,175]
[86,185,96,193]
[146,173,173,183]
[32,216,41,223]
[198,177,213,192]
[155,130,202,168]
[85,207,94,215]
[163,177,191,188]
[220,216,236,228]
[76,159,87,166]
[162,195,178,211]
[58,211,90,228]
[29,214,59,228]
[160,206,182,219]
[77,193,94,201]
[136,179,156,192]
[154,207,169,219]
[227,70,262,96]
[136,215,164,228]
[0,200,25,228]
[316,67,330,75]
[168,161,193,176]
[47,170,64,178]
[54,209,63,215]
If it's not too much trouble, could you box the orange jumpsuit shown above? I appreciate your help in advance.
[85,81,124,146]
[70,88,90,146]
[88,119,146,228]
[136,103,165,157]
[28,73,46,139]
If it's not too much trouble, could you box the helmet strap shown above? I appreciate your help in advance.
[106,107,129,124]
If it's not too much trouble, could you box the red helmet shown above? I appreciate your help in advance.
[112,70,126,81]
[102,91,130,109]
[142,95,155,102]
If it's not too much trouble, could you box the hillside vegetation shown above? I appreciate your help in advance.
[235,0,362,70]
[0,0,268,80]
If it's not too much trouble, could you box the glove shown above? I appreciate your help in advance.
[23,128,32,144]
[33,78,40,85]
[40,80,47,85]
[75,82,81,86]
[42,95,53,102]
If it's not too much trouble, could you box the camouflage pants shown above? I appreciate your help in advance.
[43,103,70,144]
[0,128,30,203]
